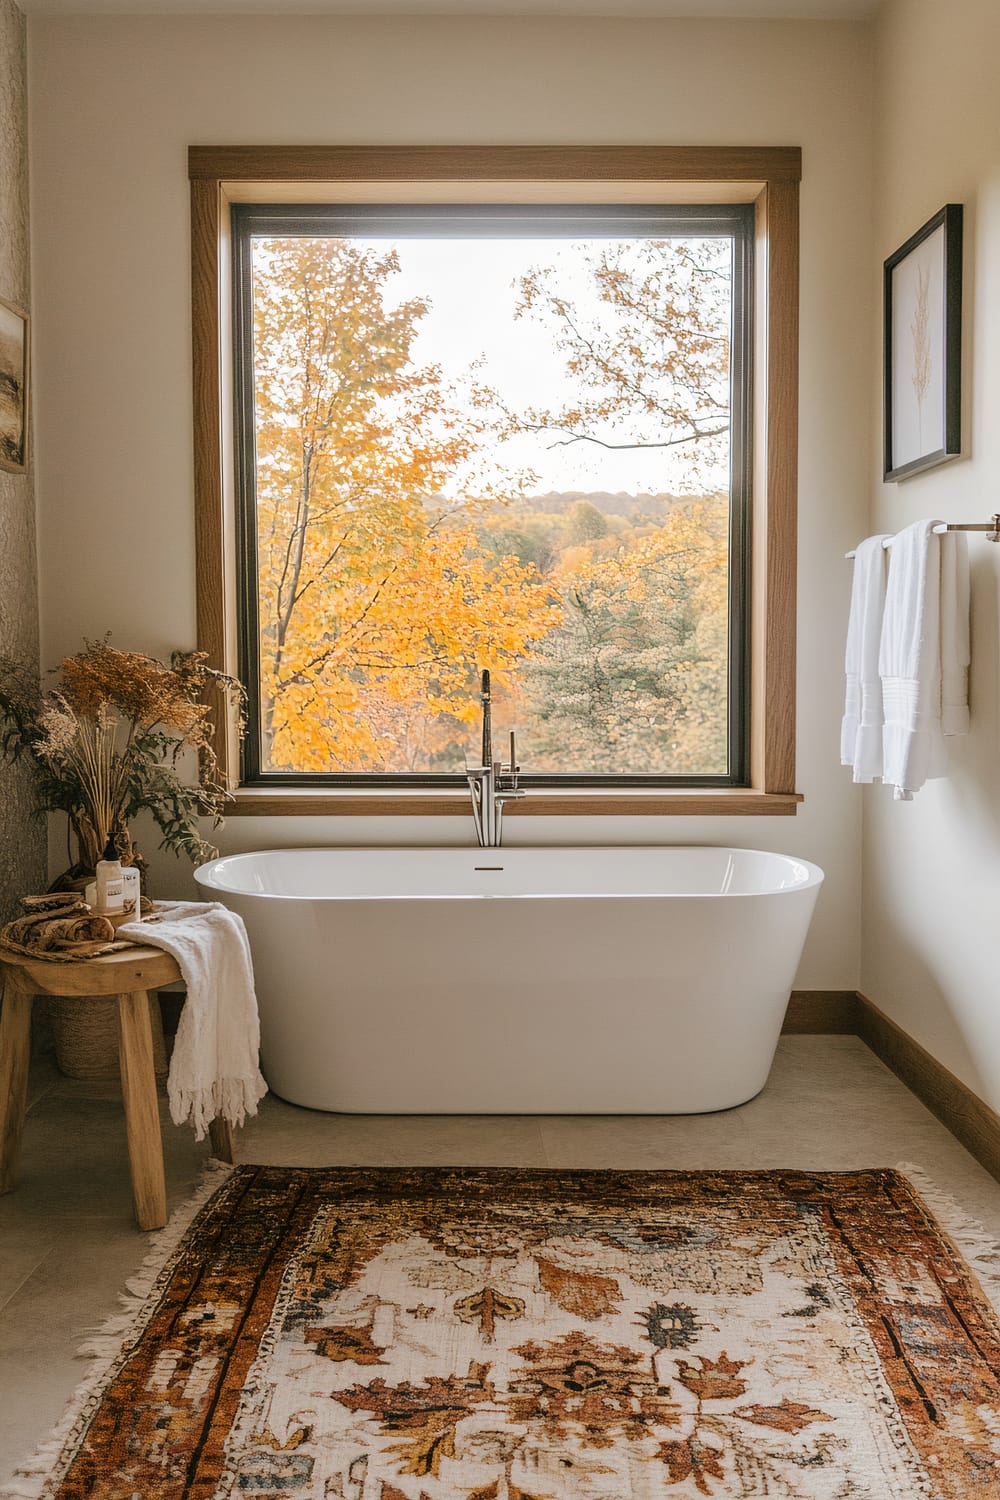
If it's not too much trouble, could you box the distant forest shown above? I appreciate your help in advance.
[442,489,729,777]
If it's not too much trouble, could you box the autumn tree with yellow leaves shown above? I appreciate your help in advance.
[251,238,559,772]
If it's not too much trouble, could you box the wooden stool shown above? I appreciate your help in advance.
[0,946,234,1231]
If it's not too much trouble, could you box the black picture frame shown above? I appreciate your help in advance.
[883,203,962,482]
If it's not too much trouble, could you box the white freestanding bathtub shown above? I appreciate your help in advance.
[195,846,823,1115]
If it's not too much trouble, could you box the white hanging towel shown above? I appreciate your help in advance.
[879,519,970,800]
[118,900,268,1141]
[842,534,892,782]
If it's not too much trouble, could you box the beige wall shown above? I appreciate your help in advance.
[28,15,873,985]
[0,0,45,925]
[862,0,1000,1105]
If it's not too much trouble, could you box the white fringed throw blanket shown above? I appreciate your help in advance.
[118,901,267,1140]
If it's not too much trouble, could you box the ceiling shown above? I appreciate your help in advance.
[18,0,879,18]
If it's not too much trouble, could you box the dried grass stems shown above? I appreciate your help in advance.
[0,638,245,871]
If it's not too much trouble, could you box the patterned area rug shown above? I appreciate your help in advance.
[8,1166,1000,1499]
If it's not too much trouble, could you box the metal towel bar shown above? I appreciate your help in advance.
[846,513,1000,558]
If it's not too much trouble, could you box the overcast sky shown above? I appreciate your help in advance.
[361,236,731,498]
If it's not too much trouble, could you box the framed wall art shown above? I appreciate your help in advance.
[883,203,962,483]
[0,294,29,475]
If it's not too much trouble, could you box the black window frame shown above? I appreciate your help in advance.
[232,200,752,789]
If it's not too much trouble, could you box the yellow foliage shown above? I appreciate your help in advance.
[251,238,561,771]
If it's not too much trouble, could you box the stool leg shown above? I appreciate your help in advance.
[208,1117,235,1163]
[0,974,34,1195]
[116,989,167,1231]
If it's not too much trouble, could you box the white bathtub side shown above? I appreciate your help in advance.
[200,849,823,1114]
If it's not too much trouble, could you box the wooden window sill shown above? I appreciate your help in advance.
[225,787,803,817]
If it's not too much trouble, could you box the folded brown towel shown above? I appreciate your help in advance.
[1,897,119,961]
[21,893,86,914]
[39,914,118,948]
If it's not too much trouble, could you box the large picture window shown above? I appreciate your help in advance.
[189,146,801,816]
[233,204,751,786]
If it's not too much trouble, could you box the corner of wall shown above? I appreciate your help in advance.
[0,0,46,924]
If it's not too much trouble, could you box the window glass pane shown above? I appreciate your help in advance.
[240,213,743,780]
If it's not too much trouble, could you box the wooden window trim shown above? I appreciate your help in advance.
[190,145,801,817]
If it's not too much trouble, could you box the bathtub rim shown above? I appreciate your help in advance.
[194,845,825,902]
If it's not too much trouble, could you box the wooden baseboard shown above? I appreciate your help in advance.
[786,989,1000,1185]
[856,993,1000,1185]
[783,991,860,1034]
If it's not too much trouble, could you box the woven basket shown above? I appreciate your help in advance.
[50,993,168,1081]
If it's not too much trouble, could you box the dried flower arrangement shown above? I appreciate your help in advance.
[0,638,245,878]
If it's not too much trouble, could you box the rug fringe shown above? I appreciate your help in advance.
[897,1160,1000,1318]
[0,1157,235,1500]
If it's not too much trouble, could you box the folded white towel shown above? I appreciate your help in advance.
[119,900,267,1141]
[842,534,892,782]
[879,519,970,800]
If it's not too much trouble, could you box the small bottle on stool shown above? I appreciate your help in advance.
[95,839,125,917]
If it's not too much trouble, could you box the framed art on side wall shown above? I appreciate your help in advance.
[883,203,962,482]
[0,294,29,475]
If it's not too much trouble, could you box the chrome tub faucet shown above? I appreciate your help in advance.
[466,669,525,847]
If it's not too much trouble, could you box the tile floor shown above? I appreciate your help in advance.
[2,1034,1000,1487]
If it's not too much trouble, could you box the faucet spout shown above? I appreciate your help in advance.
[466,669,525,847]
[480,668,492,768]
